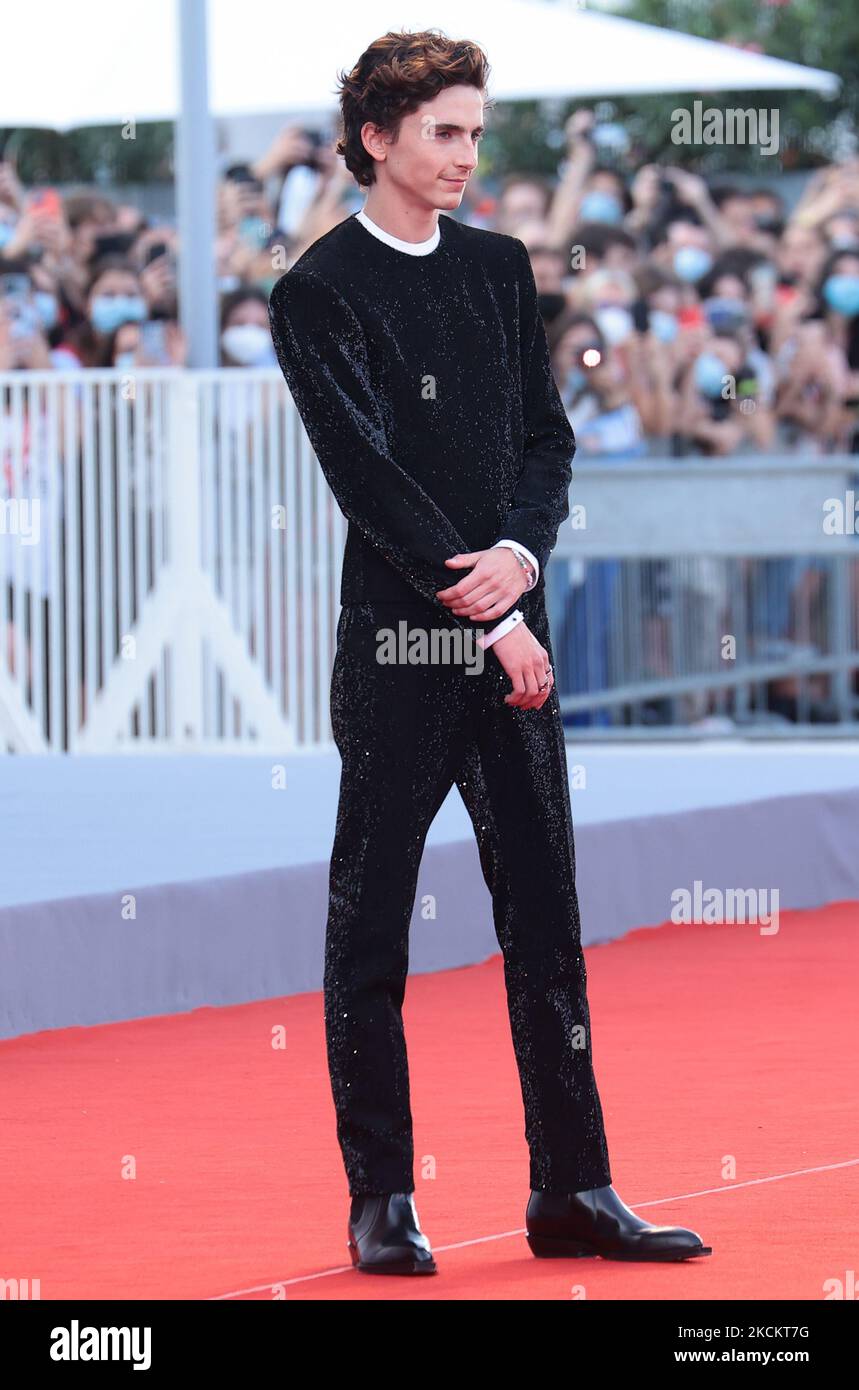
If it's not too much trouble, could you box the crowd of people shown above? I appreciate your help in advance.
[2,112,859,456]
[0,127,372,375]
[509,112,859,459]
[2,114,858,729]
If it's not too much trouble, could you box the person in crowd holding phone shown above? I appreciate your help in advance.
[58,256,146,367]
[548,310,653,725]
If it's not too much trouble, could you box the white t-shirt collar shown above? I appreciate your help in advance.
[354,207,441,256]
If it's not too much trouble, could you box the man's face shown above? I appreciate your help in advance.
[362,83,483,209]
[750,192,781,222]
[498,182,547,234]
[601,242,637,274]
[649,285,682,316]
[719,194,756,239]
[669,221,712,253]
[778,226,825,282]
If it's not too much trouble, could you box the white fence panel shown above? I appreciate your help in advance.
[0,368,345,754]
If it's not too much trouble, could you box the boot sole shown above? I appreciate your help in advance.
[527,1233,712,1261]
[348,1238,437,1275]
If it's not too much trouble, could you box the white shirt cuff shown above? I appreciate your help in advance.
[492,539,539,588]
[477,609,524,650]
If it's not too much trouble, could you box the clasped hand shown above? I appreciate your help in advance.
[436,549,554,709]
[435,546,528,622]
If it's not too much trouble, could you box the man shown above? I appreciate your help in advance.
[268,29,711,1274]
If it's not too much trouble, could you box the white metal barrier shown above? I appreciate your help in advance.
[3,369,858,753]
[0,368,345,753]
[550,456,859,730]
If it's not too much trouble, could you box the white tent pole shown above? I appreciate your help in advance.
[176,0,218,368]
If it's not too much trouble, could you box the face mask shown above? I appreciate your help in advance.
[114,350,137,370]
[579,190,623,225]
[221,323,275,365]
[594,305,633,346]
[703,296,748,334]
[90,294,146,335]
[694,351,729,400]
[0,221,16,249]
[822,274,859,317]
[34,291,59,330]
[648,309,678,344]
[673,246,714,283]
[218,274,242,293]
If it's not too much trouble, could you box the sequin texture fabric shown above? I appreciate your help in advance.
[268,213,612,1196]
[268,213,574,630]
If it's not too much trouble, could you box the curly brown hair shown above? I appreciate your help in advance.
[335,29,492,188]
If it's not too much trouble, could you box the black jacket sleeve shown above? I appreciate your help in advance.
[268,268,520,632]
[496,239,576,575]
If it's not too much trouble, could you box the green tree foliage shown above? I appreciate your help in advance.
[623,0,855,169]
[483,0,855,180]
[0,122,174,187]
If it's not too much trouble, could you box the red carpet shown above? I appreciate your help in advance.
[2,901,856,1300]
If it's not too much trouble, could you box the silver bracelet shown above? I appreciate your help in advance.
[511,549,536,589]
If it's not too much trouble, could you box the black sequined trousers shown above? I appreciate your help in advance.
[324,592,613,1197]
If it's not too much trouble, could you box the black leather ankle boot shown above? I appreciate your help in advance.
[526,1185,712,1261]
[347,1193,437,1274]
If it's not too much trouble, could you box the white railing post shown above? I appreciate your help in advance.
[168,373,204,743]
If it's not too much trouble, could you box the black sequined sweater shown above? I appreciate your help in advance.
[267,211,576,633]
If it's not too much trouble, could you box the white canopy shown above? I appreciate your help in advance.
[3,0,840,367]
[2,0,840,130]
